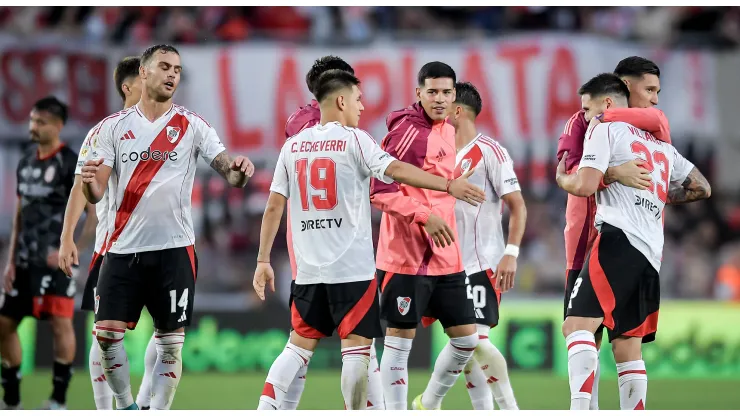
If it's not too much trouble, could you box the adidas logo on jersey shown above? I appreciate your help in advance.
[119,130,136,141]
[436,148,447,161]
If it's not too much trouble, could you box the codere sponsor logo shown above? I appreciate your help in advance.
[121,147,178,163]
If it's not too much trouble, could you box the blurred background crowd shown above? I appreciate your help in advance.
[1,6,740,48]
[1,6,739,313]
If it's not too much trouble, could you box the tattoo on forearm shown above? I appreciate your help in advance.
[667,168,710,205]
[210,151,231,179]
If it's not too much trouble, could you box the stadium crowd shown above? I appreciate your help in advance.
[1,6,739,48]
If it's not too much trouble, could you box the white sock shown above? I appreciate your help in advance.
[421,333,478,410]
[341,345,371,410]
[95,325,133,409]
[89,338,113,410]
[475,325,518,410]
[380,336,412,410]
[617,360,647,410]
[464,358,493,410]
[280,361,307,410]
[150,332,185,410]
[136,333,157,408]
[366,341,385,410]
[258,343,313,410]
[591,353,601,410]
[566,330,598,410]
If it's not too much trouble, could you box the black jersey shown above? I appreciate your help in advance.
[15,144,77,267]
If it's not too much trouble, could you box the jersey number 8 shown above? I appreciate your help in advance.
[296,158,338,211]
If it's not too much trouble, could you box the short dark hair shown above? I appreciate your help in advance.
[454,82,482,116]
[417,61,456,86]
[32,96,68,124]
[613,56,660,79]
[114,56,141,103]
[306,56,354,96]
[314,70,360,103]
[578,73,631,102]
[141,44,180,66]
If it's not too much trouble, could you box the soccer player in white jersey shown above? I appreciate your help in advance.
[446,82,525,410]
[252,69,485,410]
[79,44,254,410]
[556,73,711,410]
[58,57,158,410]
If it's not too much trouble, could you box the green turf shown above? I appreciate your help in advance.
[21,370,740,410]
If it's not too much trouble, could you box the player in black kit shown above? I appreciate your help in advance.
[0,97,78,410]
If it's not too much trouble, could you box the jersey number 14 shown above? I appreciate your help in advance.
[296,158,338,211]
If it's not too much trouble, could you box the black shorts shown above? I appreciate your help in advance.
[291,279,381,340]
[564,268,605,338]
[0,265,76,321]
[565,223,660,343]
[466,269,502,327]
[377,270,475,330]
[81,252,105,311]
[95,246,197,331]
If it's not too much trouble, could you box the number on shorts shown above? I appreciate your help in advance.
[169,289,189,314]
[466,280,487,309]
[296,158,338,211]
[39,275,52,295]
[567,277,583,309]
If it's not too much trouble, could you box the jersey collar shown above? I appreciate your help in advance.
[134,103,175,123]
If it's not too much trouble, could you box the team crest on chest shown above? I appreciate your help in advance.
[44,165,56,183]
[166,127,181,144]
[461,158,472,173]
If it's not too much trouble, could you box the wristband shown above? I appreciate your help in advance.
[257,260,270,264]
[445,179,453,194]
[503,244,519,259]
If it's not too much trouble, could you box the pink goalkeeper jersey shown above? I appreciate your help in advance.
[371,103,463,276]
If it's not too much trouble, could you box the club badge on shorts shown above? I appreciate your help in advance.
[397,296,412,316]
[94,288,100,314]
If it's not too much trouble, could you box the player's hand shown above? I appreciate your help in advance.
[493,255,517,292]
[611,160,652,191]
[423,214,455,248]
[58,239,79,277]
[448,169,485,206]
[81,158,104,184]
[231,156,255,178]
[253,262,275,301]
[557,151,568,177]
[3,263,15,293]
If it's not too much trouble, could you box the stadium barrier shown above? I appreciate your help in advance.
[12,301,739,380]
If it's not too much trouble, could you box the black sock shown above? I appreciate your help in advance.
[1,365,21,406]
[50,361,72,405]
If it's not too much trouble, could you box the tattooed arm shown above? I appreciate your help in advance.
[210,151,254,188]
[667,167,711,205]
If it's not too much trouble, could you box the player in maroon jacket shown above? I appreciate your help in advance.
[280,56,384,410]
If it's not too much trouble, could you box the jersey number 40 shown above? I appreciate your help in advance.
[296,158,338,211]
